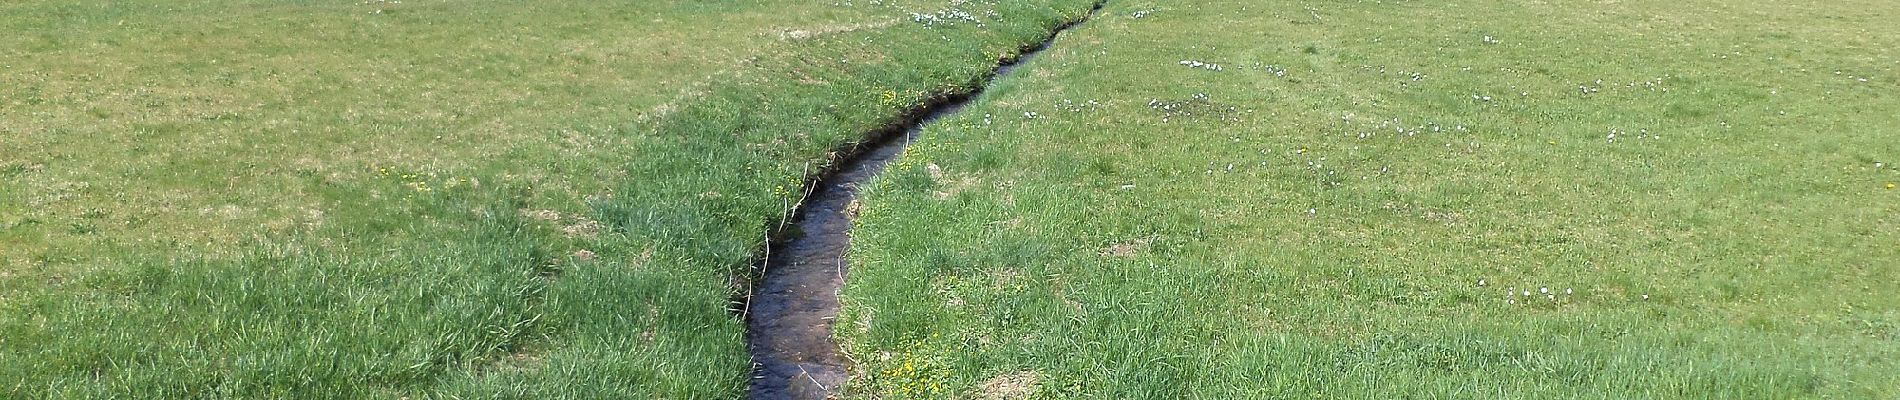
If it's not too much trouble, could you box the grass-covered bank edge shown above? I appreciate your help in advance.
[733,0,1107,317]
[0,0,1103,398]
[453,2,1106,396]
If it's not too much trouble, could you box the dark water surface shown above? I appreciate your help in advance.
[743,6,1101,398]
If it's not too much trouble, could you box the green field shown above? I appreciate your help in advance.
[840,0,1900,397]
[4,0,1896,398]
[2,0,1097,397]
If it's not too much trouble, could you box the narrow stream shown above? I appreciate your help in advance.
[743,6,1102,399]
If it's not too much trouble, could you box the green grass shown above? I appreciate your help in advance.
[840,0,1900,397]
[1,0,1100,397]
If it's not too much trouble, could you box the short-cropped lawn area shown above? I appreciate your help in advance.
[841,0,1900,397]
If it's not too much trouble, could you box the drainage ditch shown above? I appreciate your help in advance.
[742,5,1103,399]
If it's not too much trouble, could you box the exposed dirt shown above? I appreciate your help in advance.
[978,370,1040,400]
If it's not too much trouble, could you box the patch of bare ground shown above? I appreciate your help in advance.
[978,370,1040,399]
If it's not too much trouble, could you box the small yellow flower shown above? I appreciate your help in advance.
[1887,182,1896,190]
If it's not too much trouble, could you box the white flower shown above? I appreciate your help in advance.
[1540,287,1549,294]
[1564,288,1573,295]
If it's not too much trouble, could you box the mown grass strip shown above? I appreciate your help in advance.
[840,0,1900,397]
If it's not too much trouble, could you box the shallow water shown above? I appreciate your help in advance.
[742,6,1100,399]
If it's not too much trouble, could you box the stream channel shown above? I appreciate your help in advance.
[743,5,1102,398]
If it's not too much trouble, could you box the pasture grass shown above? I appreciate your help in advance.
[2,0,1100,397]
[841,0,1900,397]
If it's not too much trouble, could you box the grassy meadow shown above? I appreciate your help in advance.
[2,0,1099,397]
[841,0,1900,397]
